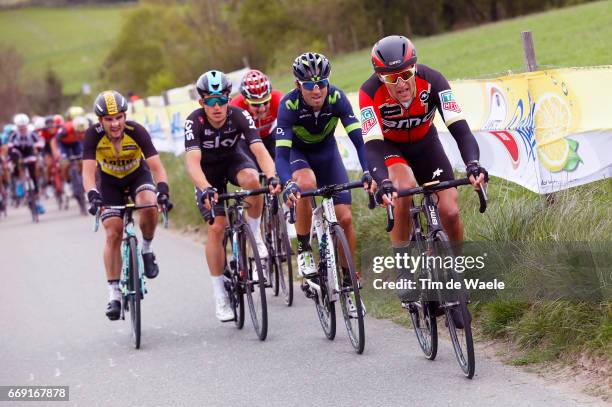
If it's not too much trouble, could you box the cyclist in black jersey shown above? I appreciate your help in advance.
[7,113,45,214]
[184,70,280,322]
[83,90,172,320]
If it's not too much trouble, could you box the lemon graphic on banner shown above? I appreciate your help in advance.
[532,72,581,173]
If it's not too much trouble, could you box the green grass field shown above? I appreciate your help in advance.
[0,5,133,94]
[269,0,612,92]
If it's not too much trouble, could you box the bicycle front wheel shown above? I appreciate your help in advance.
[224,233,244,329]
[311,231,335,340]
[434,231,474,378]
[127,236,141,349]
[274,206,293,306]
[332,224,365,354]
[241,223,268,341]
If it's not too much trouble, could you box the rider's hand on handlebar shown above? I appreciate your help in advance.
[156,181,173,211]
[282,181,301,208]
[87,189,102,216]
[267,176,281,195]
[200,186,218,211]
[361,171,373,190]
[377,179,397,208]
[466,161,488,191]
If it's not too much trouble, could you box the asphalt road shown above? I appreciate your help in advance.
[0,203,605,406]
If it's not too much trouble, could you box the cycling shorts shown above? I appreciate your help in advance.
[382,134,454,185]
[289,137,351,205]
[97,164,156,222]
[195,144,259,222]
[59,142,83,160]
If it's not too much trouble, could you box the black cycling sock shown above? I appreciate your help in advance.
[107,279,119,284]
[297,234,311,253]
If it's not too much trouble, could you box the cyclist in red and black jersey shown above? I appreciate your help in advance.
[230,69,283,158]
[360,35,487,250]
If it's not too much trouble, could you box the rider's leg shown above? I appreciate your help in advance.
[102,215,123,319]
[388,162,417,246]
[102,216,123,281]
[235,167,269,260]
[293,167,316,236]
[135,189,157,241]
[206,215,233,321]
[436,187,463,241]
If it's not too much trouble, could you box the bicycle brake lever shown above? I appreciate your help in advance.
[477,183,488,213]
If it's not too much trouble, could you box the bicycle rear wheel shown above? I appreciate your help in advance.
[275,206,293,306]
[332,224,365,354]
[127,236,141,349]
[70,166,87,215]
[433,231,474,378]
[312,232,336,340]
[241,223,268,340]
[261,201,279,295]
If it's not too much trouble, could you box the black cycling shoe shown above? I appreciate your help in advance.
[106,300,121,320]
[142,252,159,279]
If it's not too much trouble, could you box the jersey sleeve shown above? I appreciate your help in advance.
[131,123,158,158]
[82,126,101,161]
[359,87,384,143]
[336,89,368,172]
[235,107,262,145]
[430,72,465,127]
[275,98,296,185]
[430,70,479,163]
[184,111,201,153]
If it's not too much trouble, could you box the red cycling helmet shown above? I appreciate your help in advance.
[53,114,64,127]
[240,69,271,100]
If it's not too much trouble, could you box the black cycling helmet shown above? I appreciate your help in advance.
[371,35,417,73]
[292,52,331,82]
[196,70,232,98]
[94,90,128,117]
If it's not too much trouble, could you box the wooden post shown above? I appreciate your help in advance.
[377,18,384,38]
[521,31,537,72]
[350,26,359,51]
[404,16,413,37]
[327,33,335,55]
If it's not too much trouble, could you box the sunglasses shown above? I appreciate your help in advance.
[379,66,416,84]
[203,96,229,107]
[245,95,272,107]
[298,78,329,91]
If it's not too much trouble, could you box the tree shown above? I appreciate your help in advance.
[0,45,26,122]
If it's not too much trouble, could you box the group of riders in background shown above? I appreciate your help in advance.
[0,107,93,218]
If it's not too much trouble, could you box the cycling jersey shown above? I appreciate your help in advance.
[230,89,283,139]
[7,130,43,160]
[275,85,367,186]
[57,121,84,145]
[82,121,158,179]
[184,105,262,165]
[359,64,479,183]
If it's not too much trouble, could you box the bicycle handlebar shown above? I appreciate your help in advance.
[208,187,271,225]
[92,203,165,232]
[380,177,488,232]
[287,180,374,224]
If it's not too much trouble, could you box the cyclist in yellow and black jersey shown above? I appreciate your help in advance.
[82,90,172,321]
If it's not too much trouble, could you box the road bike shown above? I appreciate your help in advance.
[381,177,487,378]
[290,181,368,354]
[94,199,169,349]
[259,173,294,306]
[66,155,87,215]
[211,187,269,341]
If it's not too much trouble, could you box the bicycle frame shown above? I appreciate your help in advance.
[119,207,146,303]
[307,196,340,304]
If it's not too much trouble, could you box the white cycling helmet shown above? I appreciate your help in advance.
[32,116,46,130]
[13,113,30,126]
[73,116,89,132]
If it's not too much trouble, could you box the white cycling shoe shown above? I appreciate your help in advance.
[215,296,234,322]
[297,250,317,277]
